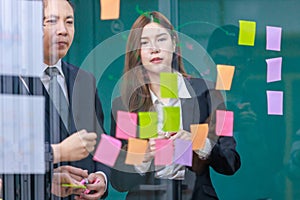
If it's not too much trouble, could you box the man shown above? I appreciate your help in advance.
[1,0,109,199]
[41,0,109,199]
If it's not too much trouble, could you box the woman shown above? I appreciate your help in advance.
[110,11,240,200]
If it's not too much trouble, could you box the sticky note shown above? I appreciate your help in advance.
[154,139,173,166]
[160,73,178,98]
[238,20,256,46]
[266,57,282,83]
[190,124,209,150]
[215,65,235,90]
[61,184,86,189]
[174,139,192,166]
[93,134,121,167]
[125,138,148,165]
[216,110,234,137]
[138,112,158,139]
[116,111,137,139]
[267,91,283,115]
[100,0,120,20]
[266,26,282,51]
[162,106,180,132]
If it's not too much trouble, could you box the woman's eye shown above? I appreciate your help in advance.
[141,41,148,45]
[158,37,167,42]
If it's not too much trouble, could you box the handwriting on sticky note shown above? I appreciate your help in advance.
[154,139,173,166]
[116,111,137,139]
[266,26,282,51]
[174,139,192,166]
[190,124,208,150]
[93,134,121,167]
[238,20,256,46]
[160,73,178,98]
[215,65,235,90]
[100,0,120,20]
[125,138,148,165]
[216,110,234,137]
[267,91,283,115]
[163,106,180,132]
[138,112,158,139]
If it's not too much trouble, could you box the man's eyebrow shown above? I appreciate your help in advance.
[44,14,58,19]
[66,15,74,20]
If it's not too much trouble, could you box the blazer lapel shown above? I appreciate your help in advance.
[181,98,198,131]
[181,78,201,131]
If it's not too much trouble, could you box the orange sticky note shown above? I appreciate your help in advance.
[190,124,208,150]
[100,0,120,20]
[125,138,148,165]
[215,65,235,90]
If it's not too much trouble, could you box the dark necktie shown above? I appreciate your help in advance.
[45,67,70,138]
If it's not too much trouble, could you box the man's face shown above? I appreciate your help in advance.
[43,0,74,65]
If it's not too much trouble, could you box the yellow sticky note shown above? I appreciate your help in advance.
[190,124,208,150]
[162,107,180,132]
[100,0,120,20]
[215,65,235,90]
[125,138,148,165]
[160,73,178,98]
[238,20,256,46]
[139,112,158,139]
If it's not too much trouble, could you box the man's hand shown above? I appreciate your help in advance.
[51,166,88,197]
[75,173,106,200]
[52,129,97,163]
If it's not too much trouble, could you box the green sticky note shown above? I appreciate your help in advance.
[238,20,256,46]
[61,184,86,189]
[163,106,180,132]
[138,112,158,139]
[160,73,178,98]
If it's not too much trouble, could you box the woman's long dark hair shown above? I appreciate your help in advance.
[121,11,187,112]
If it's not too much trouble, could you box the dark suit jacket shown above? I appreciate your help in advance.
[110,78,240,200]
[0,61,110,199]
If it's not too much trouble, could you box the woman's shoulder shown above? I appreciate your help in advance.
[184,77,215,96]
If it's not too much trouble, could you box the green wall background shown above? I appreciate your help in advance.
[64,0,300,199]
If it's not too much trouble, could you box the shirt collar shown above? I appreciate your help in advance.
[149,72,191,104]
[42,59,65,78]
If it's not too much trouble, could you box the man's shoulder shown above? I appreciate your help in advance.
[62,61,95,79]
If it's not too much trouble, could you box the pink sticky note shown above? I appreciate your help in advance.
[216,110,234,136]
[267,91,283,115]
[266,57,282,83]
[93,134,121,167]
[266,26,282,51]
[154,139,173,166]
[174,139,192,167]
[116,111,137,139]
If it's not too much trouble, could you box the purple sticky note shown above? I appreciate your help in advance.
[216,110,234,137]
[266,57,282,83]
[116,111,137,139]
[93,134,121,167]
[266,26,282,51]
[174,139,192,167]
[267,91,283,115]
[154,139,173,166]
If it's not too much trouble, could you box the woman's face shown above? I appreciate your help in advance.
[140,22,175,76]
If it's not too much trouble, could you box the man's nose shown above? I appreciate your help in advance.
[56,21,67,35]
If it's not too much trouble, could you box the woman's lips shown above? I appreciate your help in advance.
[150,57,163,63]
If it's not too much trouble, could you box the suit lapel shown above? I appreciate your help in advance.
[61,61,77,135]
[181,79,200,131]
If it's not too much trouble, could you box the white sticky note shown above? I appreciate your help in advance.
[0,94,45,174]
